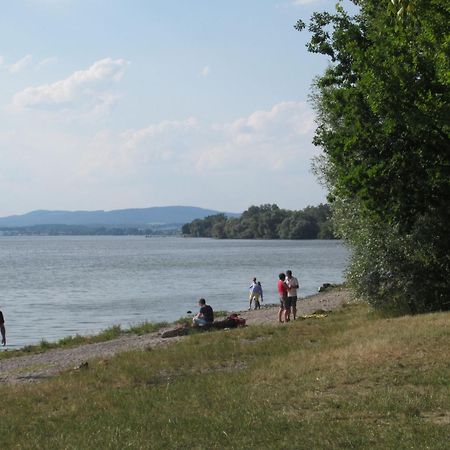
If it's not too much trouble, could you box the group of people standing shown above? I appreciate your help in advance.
[193,268,300,329]
[277,270,300,322]
[248,270,300,322]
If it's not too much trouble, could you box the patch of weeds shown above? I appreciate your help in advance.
[21,344,40,353]
[39,339,54,350]
[57,334,90,347]
[175,316,192,327]
[97,325,122,340]
[127,321,168,335]
[0,321,168,361]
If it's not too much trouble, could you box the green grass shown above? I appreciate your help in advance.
[1,303,449,449]
[0,321,168,361]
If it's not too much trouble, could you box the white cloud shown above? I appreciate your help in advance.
[8,54,33,73]
[0,55,56,74]
[197,101,315,170]
[0,101,325,215]
[77,101,322,210]
[201,66,211,77]
[11,57,129,111]
[87,92,122,118]
[79,101,317,177]
[78,118,200,179]
[121,118,199,149]
[35,56,58,71]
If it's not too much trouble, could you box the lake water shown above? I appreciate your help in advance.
[0,236,349,348]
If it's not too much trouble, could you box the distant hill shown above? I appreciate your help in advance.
[0,206,239,228]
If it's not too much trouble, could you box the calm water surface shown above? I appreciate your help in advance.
[0,236,349,348]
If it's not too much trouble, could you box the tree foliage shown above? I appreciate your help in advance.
[182,204,334,240]
[300,0,450,312]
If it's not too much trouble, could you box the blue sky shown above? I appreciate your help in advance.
[0,0,343,216]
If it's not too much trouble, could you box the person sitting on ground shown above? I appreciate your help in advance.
[0,310,6,346]
[192,298,214,327]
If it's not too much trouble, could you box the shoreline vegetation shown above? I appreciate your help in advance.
[0,321,168,361]
[0,223,181,237]
[0,310,230,361]
[298,1,450,315]
[0,287,449,448]
[182,203,335,239]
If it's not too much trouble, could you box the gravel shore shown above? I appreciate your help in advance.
[0,288,351,384]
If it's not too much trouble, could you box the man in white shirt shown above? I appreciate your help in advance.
[286,270,300,320]
[248,277,261,310]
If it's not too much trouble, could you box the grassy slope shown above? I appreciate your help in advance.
[0,303,449,449]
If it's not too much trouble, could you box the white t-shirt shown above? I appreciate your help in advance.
[286,276,299,297]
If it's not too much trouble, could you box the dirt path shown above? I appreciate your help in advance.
[0,288,350,384]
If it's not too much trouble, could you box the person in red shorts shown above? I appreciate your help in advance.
[277,273,290,323]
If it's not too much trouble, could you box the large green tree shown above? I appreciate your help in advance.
[299,0,450,312]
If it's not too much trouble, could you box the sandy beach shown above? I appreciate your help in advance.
[0,288,350,384]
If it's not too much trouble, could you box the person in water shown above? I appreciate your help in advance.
[192,298,214,327]
[0,310,6,346]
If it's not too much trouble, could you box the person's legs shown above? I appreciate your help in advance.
[278,298,285,323]
[278,307,284,323]
[291,297,297,320]
[249,294,253,310]
[0,324,5,346]
[253,293,260,310]
[192,317,208,327]
[284,307,290,322]
[284,297,291,322]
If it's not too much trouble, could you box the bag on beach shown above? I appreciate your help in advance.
[227,313,246,327]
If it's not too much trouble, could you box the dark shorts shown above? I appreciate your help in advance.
[279,295,291,310]
[288,296,298,308]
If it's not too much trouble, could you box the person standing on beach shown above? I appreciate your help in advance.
[277,273,289,323]
[255,281,263,309]
[0,310,6,346]
[286,270,300,320]
[248,277,261,310]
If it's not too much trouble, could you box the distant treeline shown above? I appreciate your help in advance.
[0,224,181,236]
[182,204,335,239]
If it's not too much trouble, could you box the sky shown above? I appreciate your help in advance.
[0,0,344,216]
